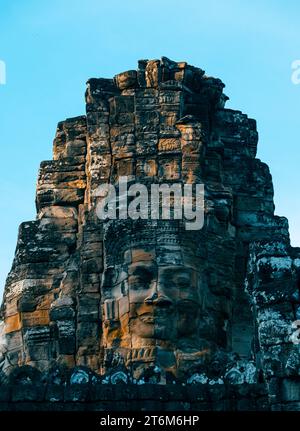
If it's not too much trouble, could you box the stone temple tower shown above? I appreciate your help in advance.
[0,57,299,410]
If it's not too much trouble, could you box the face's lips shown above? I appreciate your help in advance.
[138,312,154,324]
[137,306,175,324]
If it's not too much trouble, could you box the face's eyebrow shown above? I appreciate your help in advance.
[160,267,191,279]
[129,263,157,277]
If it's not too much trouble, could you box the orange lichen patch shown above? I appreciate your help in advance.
[4,314,22,333]
[36,293,55,310]
[119,315,131,348]
[136,159,157,177]
[21,310,50,327]
[64,180,86,189]
[4,298,19,317]
[132,249,155,263]
[103,321,122,347]
[145,160,157,176]
[158,138,180,152]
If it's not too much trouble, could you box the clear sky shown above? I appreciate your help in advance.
[0,0,299,298]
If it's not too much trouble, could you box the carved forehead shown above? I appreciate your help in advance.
[158,266,195,278]
[103,219,206,266]
[124,246,202,271]
[127,261,197,275]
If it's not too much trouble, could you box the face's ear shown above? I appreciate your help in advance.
[115,269,129,291]
[101,266,115,291]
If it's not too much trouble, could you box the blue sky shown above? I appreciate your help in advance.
[0,0,299,297]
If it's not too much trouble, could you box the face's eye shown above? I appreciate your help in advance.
[129,270,154,290]
[130,275,146,289]
[175,277,190,288]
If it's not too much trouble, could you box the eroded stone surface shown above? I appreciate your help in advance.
[0,57,299,410]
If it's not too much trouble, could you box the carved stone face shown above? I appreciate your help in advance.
[128,261,200,343]
[101,244,208,352]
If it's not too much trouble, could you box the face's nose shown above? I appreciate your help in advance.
[144,289,173,306]
[144,291,158,304]
[153,295,173,306]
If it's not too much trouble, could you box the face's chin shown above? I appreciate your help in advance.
[129,313,155,339]
[129,305,177,342]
